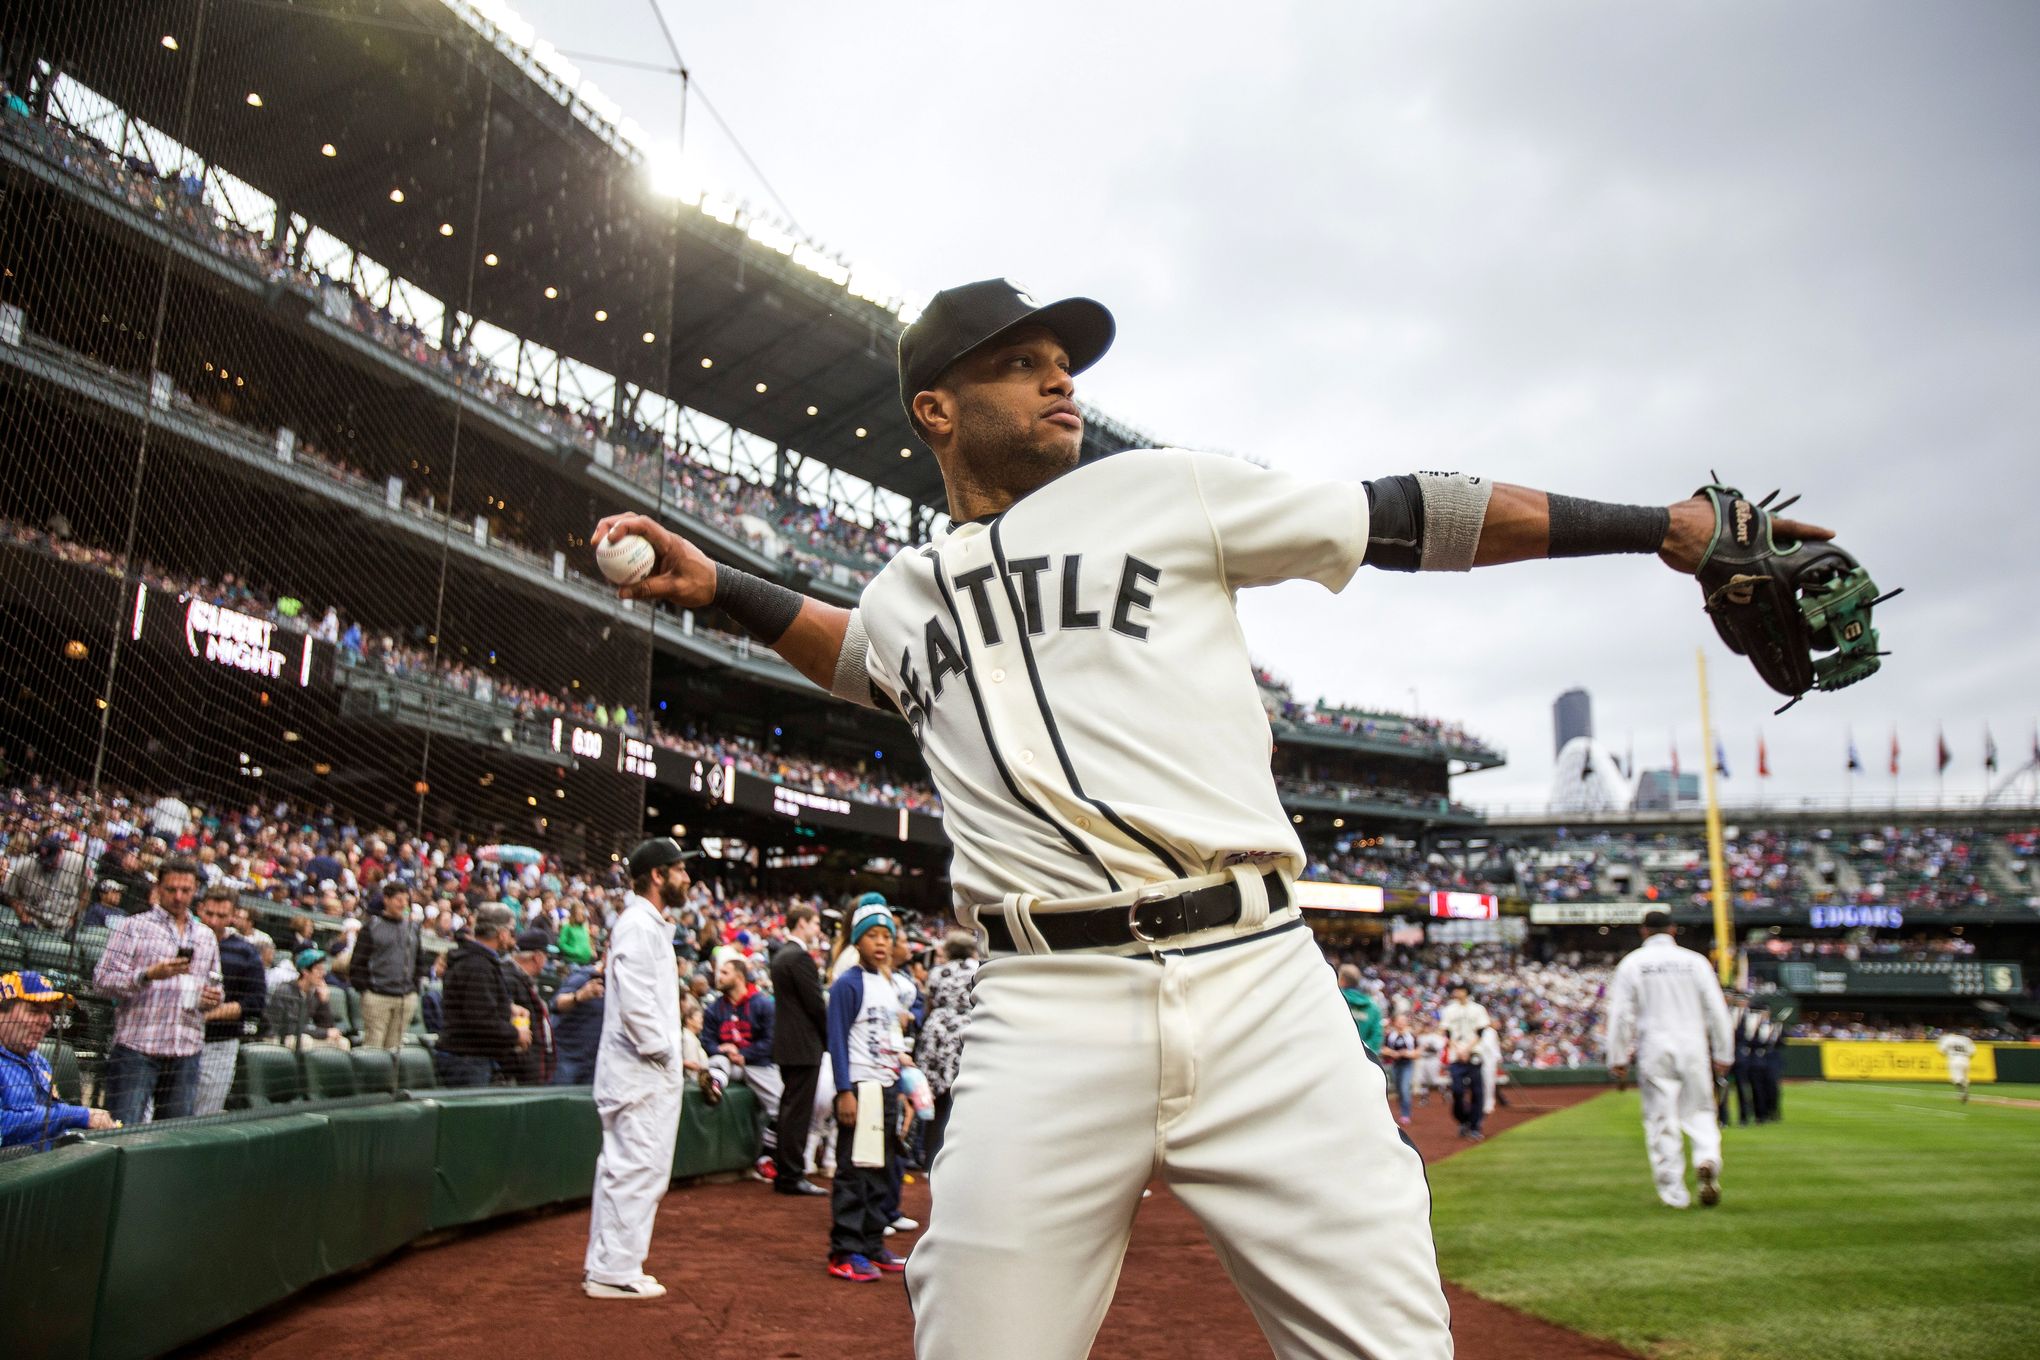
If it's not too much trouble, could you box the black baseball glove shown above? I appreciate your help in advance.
[1692,478,1899,713]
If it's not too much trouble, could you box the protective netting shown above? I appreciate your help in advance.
[0,3,1483,1144]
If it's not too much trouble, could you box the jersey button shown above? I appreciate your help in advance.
[1076,816,1091,830]
[990,668,1006,684]
[1019,749,1035,765]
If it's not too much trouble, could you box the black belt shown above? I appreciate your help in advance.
[979,871,1290,954]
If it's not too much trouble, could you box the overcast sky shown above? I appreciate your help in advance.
[517,0,2038,811]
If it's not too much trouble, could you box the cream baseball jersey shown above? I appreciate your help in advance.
[847,448,1370,915]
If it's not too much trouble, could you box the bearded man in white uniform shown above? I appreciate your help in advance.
[581,836,694,1298]
[1606,910,1734,1209]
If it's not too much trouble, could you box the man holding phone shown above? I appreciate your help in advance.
[92,856,222,1126]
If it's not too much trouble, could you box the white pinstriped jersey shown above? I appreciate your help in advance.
[848,448,1371,916]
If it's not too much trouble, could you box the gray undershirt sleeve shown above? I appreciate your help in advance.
[830,608,879,708]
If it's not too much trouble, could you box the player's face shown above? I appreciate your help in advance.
[934,326,1082,491]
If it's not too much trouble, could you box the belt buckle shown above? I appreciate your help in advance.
[1128,883,1174,944]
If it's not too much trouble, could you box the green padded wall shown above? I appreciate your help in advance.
[0,1141,120,1360]
[677,1084,761,1179]
[92,1114,332,1360]
[319,1103,437,1274]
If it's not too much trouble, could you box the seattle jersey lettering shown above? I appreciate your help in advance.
[895,552,1160,726]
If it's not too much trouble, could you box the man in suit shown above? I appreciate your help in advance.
[770,904,830,1195]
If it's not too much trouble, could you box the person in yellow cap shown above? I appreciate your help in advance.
[2,971,117,1149]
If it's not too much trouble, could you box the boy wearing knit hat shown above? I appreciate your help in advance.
[824,901,910,1281]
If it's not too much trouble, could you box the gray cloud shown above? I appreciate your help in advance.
[527,0,2040,806]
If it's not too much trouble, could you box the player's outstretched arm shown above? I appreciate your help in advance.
[1465,483,1834,573]
[592,513,850,693]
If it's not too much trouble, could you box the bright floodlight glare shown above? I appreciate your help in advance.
[854,427,867,438]
[245,92,263,107]
[483,252,498,266]
[641,331,655,343]
[161,35,179,50]
[900,448,912,458]
[320,142,336,157]
[806,405,818,416]
[438,222,454,237]
[699,358,713,369]
[754,382,767,394]
[594,309,607,321]
[388,188,404,203]
[543,286,558,299]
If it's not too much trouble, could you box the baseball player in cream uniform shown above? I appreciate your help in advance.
[595,279,1836,1357]
[1936,1031,1976,1102]
[1605,910,1735,1209]
[581,837,694,1299]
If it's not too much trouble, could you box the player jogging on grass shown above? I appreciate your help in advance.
[1606,909,1736,1210]
[594,278,1838,1358]
[1937,1030,1976,1103]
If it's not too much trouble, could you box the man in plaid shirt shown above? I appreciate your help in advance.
[92,856,221,1126]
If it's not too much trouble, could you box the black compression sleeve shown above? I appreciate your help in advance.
[1545,495,1670,559]
[711,565,805,645]
[1362,476,1424,573]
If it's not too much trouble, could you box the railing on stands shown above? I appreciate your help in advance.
[1481,793,2040,823]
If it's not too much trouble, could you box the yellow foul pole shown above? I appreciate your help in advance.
[1696,648,1735,984]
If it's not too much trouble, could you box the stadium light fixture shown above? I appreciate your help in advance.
[755,382,768,394]
[544,286,558,299]
[438,222,454,237]
[320,143,336,158]
[899,448,912,458]
[245,92,263,108]
[806,405,818,416]
[161,35,179,50]
[483,252,499,266]
[594,309,607,321]
[527,796,538,806]
[854,427,867,438]
[389,188,405,203]
[641,331,655,343]
[1333,818,1345,828]
[700,358,713,369]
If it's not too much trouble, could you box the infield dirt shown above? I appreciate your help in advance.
[189,1084,1631,1359]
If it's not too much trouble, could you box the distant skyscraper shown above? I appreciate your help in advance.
[1554,688,1593,758]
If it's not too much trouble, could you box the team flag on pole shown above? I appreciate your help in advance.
[1986,726,1998,773]
[1848,732,1863,773]
[1715,738,1730,778]
[1671,738,1680,778]
[1937,728,1951,774]
[1758,732,1770,779]
[1890,728,1900,777]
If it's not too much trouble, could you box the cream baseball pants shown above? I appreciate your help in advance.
[1636,1045,1721,1208]
[906,918,1453,1359]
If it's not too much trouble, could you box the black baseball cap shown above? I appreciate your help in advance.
[1642,909,1673,929]
[626,836,701,878]
[897,279,1115,423]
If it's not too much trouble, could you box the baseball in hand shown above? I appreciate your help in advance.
[595,531,656,586]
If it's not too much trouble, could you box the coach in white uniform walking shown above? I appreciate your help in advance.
[595,279,1837,1357]
[582,836,694,1299]
[1606,909,1734,1209]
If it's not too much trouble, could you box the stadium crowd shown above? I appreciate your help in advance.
[0,95,907,587]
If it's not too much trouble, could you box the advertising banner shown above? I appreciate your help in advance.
[1818,1041,1999,1083]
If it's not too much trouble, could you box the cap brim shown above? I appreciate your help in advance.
[986,296,1115,377]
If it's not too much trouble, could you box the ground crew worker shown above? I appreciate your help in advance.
[581,836,695,1299]
[1606,910,1733,1208]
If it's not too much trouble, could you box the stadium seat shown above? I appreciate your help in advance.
[73,926,112,969]
[349,1047,399,1096]
[302,1047,359,1100]
[326,986,360,1040]
[37,1038,83,1106]
[396,1046,437,1090]
[0,924,23,972]
[23,931,79,976]
[237,1043,304,1107]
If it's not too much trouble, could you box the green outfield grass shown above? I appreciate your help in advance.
[1428,1082,2040,1360]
